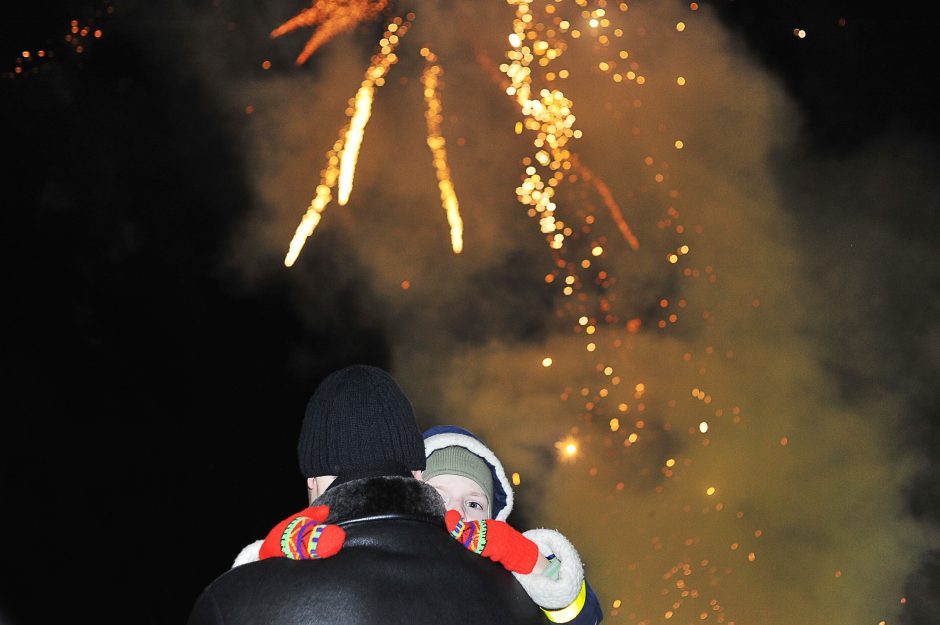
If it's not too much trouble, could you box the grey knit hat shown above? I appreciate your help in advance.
[423,446,494,507]
[297,365,426,480]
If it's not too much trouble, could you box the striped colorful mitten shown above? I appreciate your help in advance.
[445,509,539,574]
[259,505,346,560]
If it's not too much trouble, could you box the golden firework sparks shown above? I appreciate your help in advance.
[337,15,413,206]
[336,83,375,206]
[284,14,413,267]
[271,0,389,66]
[283,1,637,264]
[420,47,463,254]
[284,136,343,268]
[503,0,580,250]
[476,46,639,253]
[570,153,639,251]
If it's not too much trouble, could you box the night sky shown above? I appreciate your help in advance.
[2,2,938,625]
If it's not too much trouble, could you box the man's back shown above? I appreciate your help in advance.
[188,478,549,625]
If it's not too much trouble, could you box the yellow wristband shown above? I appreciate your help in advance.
[541,579,587,623]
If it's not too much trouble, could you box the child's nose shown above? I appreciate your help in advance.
[449,504,469,522]
[443,498,466,521]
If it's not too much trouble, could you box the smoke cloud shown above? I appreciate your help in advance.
[178,1,938,622]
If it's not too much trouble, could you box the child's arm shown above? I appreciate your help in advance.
[445,511,604,623]
[515,528,604,625]
[232,540,264,568]
[530,552,551,576]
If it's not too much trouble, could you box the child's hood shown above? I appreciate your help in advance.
[422,425,514,521]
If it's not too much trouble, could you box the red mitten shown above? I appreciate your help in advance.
[259,505,346,560]
[445,509,539,574]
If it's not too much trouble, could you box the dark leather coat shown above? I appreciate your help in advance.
[188,476,551,625]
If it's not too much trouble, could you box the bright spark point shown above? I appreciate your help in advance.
[337,81,376,205]
[555,436,580,462]
[542,357,553,367]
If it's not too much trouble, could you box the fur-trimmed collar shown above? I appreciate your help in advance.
[314,475,446,526]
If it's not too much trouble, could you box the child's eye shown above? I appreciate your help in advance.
[467,501,483,509]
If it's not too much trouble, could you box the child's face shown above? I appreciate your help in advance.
[426,474,491,522]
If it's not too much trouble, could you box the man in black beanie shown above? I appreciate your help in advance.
[188,365,550,625]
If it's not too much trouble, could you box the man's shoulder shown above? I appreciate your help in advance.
[190,477,552,625]
[192,519,551,625]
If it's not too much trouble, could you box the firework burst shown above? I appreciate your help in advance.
[271,0,390,66]
[277,1,637,267]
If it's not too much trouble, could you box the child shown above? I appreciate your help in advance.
[423,425,603,625]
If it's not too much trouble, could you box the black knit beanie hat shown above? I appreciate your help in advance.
[297,365,426,482]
